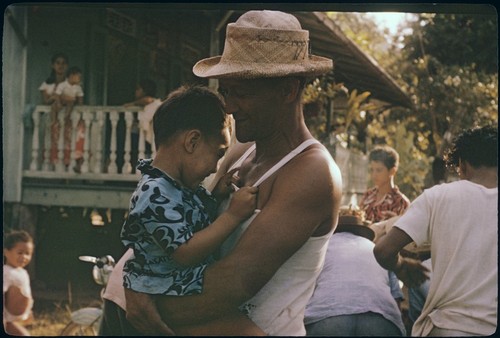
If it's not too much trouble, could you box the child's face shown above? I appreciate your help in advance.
[68,73,82,85]
[4,241,34,269]
[185,127,231,189]
[368,160,395,188]
[135,86,145,99]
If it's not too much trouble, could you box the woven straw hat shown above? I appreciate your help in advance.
[336,216,375,241]
[193,10,333,79]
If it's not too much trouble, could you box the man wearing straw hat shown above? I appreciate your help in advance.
[102,10,342,335]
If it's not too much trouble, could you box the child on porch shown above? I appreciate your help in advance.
[39,52,69,166]
[3,230,35,336]
[53,66,85,172]
[123,79,162,172]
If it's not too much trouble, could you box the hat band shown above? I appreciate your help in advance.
[222,25,309,64]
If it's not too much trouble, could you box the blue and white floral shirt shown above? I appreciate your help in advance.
[121,159,218,296]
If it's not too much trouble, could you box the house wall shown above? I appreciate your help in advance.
[3,4,216,291]
[3,5,28,203]
[25,5,95,105]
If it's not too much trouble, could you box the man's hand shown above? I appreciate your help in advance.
[124,288,175,335]
[395,257,430,287]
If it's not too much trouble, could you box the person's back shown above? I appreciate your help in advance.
[305,231,406,336]
[374,125,498,336]
[405,179,497,335]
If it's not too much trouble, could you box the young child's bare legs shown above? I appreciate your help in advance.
[5,321,31,336]
[49,102,62,164]
[73,120,85,173]
[63,103,75,166]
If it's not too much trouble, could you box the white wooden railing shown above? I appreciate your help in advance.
[24,105,156,181]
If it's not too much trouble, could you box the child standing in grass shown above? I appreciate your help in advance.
[3,230,35,336]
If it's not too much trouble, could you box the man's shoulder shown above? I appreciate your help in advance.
[283,142,340,179]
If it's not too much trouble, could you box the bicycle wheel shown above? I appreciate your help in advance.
[59,322,97,336]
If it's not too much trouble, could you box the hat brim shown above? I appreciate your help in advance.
[193,55,333,79]
[335,224,375,241]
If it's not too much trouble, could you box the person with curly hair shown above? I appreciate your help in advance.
[374,125,498,336]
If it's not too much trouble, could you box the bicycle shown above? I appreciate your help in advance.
[59,255,115,336]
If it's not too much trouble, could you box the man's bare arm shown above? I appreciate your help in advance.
[155,147,340,327]
[373,226,430,287]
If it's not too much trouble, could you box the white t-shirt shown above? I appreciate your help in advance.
[395,180,498,336]
[3,265,33,322]
[55,79,84,98]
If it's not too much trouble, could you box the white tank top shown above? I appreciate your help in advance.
[219,139,333,335]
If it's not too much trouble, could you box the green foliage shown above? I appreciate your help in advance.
[304,11,498,200]
[303,76,348,140]
[402,13,498,74]
[390,13,498,155]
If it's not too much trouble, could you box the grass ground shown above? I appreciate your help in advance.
[23,288,101,336]
[28,301,72,336]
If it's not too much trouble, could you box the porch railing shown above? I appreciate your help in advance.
[24,105,156,181]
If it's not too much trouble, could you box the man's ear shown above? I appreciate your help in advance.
[281,78,301,103]
[184,130,201,153]
[389,166,397,177]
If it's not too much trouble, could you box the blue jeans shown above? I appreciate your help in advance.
[408,278,430,324]
[305,312,403,336]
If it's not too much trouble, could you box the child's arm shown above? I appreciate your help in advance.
[4,286,31,317]
[211,168,240,202]
[123,96,154,107]
[171,186,258,267]
[41,90,57,105]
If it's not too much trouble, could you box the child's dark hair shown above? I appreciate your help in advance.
[369,145,399,169]
[46,52,69,84]
[139,79,157,97]
[444,125,498,170]
[153,85,229,149]
[4,230,33,250]
[67,66,82,77]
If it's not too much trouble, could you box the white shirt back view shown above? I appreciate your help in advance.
[395,180,498,336]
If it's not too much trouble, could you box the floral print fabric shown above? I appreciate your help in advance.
[121,159,217,296]
[359,186,410,223]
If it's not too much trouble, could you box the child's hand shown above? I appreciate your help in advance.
[226,186,258,221]
[212,168,240,200]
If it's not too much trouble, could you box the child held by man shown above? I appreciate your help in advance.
[119,85,264,334]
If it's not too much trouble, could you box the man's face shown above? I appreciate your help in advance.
[218,78,283,143]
